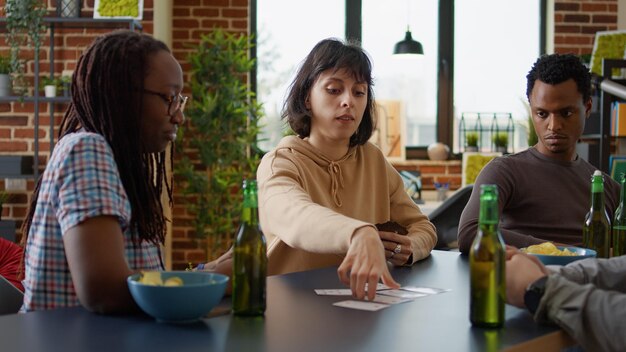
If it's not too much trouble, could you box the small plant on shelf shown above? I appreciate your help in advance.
[465,131,479,152]
[492,132,509,153]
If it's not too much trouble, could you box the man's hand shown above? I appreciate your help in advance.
[379,231,413,266]
[505,252,549,308]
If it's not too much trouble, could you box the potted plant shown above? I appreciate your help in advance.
[465,131,479,152]
[40,76,63,98]
[0,54,12,97]
[492,132,509,153]
[5,0,47,95]
[176,29,263,259]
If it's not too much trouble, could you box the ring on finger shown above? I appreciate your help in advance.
[394,243,402,254]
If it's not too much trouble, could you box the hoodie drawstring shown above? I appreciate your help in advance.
[328,161,344,207]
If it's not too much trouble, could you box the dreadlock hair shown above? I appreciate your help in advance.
[282,38,376,147]
[22,30,173,248]
[526,53,592,103]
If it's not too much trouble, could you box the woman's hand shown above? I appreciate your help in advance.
[337,227,400,301]
[505,252,549,308]
[379,231,413,266]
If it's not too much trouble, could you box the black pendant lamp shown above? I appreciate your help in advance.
[394,27,424,55]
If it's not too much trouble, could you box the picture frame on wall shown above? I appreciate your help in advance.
[461,152,501,187]
[590,30,626,77]
[370,99,406,162]
[610,155,626,181]
[93,0,144,20]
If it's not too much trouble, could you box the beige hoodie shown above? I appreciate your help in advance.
[257,136,436,275]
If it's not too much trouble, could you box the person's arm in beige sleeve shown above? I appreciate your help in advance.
[257,153,372,254]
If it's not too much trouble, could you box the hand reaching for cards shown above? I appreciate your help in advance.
[337,227,400,301]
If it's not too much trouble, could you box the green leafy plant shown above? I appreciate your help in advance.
[176,29,263,259]
[465,131,479,148]
[492,132,509,148]
[0,55,11,75]
[521,98,538,147]
[4,0,47,95]
[40,76,63,90]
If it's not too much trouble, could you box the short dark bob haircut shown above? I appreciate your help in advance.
[282,38,375,147]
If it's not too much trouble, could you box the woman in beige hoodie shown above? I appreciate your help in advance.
[257,38,436,301]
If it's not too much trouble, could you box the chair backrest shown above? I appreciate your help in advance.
[0,274,23,315]
[428,184,473,250]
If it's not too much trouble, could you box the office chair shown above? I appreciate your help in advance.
[428,184,473,250]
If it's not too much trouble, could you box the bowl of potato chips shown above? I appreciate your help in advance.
[521,242,597,266]
[127,271,229,323]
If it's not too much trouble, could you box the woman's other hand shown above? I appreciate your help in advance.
[505,252,549,308]
[379,231,413,266]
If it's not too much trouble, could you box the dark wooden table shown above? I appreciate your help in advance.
[0,250,575,352]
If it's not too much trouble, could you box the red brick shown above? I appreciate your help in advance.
[581,3,608,12]
[0,116,28,126]
[174,19,201,28]
[65,36,99,47]
[178,0,202,5]
[204,0,228,5]
[193,8,220,17]
[592,15,617,24]
[563,14,590,23]
[0,129,10,138]
[0,103,11,112]
[0,141,28,152]
[555,25,581,33]
[222,8,247,18]
[14,128,46,139]
[582,25,611,34]
[555,2,580,11]
[174,8,191,16]
[231,0,248,6]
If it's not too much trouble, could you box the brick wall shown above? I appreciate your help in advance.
[0,1,618,269]
[554,0,618,55]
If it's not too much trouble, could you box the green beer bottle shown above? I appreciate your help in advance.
[233,179,267,316]
[470,184,505,328]
[612,174,626,257]
[583,170,610,258]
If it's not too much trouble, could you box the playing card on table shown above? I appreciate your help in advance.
[371,294,413,305]
[377,289,427,299]
[333,300,389,311]
[314,289,352,296]
[400,286,451,295]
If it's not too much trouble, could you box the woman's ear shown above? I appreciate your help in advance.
[305,95,311,110]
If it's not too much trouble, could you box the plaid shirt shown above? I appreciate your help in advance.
[22,132,163,311]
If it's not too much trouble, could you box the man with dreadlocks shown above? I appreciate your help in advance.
[19,30,229,313]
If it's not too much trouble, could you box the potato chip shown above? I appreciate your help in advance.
[140,271,163,286]
[164,277,183,286]
[522,242,577,256]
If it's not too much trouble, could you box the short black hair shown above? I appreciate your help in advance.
[282,38,375,147]
[526,53,591,103]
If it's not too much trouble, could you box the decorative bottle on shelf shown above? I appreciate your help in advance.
[469,184,506,328]
[583,170,611,258]
[612,174,626,257]
[233,179,267,316]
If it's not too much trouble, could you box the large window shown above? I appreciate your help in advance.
[255,1,542,153]
[454,0,541,153]
[256,0,344,151]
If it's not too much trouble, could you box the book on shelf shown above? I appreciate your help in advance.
[611,101,626,136]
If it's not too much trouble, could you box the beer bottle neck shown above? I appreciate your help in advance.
[242,188,259,226]
[590,176,605,210]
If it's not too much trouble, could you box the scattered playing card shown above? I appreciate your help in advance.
[372,294,412,305]
[400,286,451,295]
[314,289,353,296]
[377,289,427,299]
[333,300,389,311]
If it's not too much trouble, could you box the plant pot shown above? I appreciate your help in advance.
[0,74,11,97]
[44,85,57,98]
[465,146,478,152]
[495,146,508,154]
[57,0,82,18]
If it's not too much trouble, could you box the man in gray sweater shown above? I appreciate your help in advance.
[506,250,626,352]
[457,53,620,253]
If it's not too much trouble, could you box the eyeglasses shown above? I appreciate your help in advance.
[142,89,188,117]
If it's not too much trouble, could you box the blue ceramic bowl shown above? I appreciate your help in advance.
[527,246,597,266]
[128,271,229,323]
